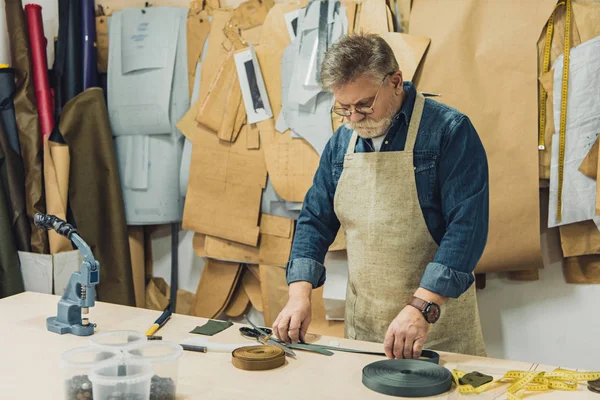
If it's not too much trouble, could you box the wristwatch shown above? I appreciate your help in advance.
[408,296,441,324]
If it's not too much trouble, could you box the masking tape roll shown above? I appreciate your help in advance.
[231,345,286,371]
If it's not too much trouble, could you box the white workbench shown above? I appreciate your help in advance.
[0,292,596,399]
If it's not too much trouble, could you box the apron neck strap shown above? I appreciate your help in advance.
[405,92,425,152]
[346,130,359,154]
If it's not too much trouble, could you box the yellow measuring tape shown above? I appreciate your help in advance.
[538,0,571,222]
[557,0,571,223]
[452,368,600,399]
[537,1,563,150]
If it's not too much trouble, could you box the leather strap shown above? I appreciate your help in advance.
[231,345,285,371]
[362,359,452,397]
[289,342,440,363]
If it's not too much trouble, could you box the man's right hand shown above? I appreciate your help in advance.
[272,281,312,344]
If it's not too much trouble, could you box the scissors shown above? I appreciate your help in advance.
[241,317,335,356]
[243,316,297,358]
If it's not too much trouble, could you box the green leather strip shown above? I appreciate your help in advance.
[190,320,233,336]
[362,359,452,397]
[286,343,334,356]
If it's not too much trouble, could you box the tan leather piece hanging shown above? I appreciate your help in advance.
[194,259,242,318]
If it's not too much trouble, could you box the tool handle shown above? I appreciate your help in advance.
[34,213,77,239]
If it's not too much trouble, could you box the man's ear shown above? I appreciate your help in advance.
[390,71,403,88]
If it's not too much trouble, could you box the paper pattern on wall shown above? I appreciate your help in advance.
[578,136,598,180]
[234,45,273,124]
[231,0,273,30]
[409,0,557,273]
[194,259,242,318]
[204,214,294,267]
[276,0,347,156]
[380,32,430,82]
[261,119,319,203]
[108,8,186,136]
[564,254,600,284]
[548,36,600,228]
[198,10,233,106]
[178,100,267,246]
[186,9,210,97]
[354,0,389,35]
[108,7,189,225]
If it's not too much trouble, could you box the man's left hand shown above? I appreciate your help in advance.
[383,305,430,359]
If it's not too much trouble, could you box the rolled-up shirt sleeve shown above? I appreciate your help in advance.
[419,115,489,298]
[286,140,340,288]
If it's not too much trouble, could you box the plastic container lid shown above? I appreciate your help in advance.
[89,358,153,386]
[88,330,147,352]
[125,341,183,363]
[60,346,121,369]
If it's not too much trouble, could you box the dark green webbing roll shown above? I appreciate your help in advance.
[362,359,452,397]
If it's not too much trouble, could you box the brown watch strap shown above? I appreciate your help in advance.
[408,296,429,312]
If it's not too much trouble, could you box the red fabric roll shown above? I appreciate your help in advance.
[24,4,54,140]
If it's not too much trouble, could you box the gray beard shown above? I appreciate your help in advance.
[351,116,393,139]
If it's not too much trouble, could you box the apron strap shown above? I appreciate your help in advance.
[405,92,425,152]
[346,130,359,155]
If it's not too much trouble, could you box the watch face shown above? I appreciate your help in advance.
[425,303,440,323]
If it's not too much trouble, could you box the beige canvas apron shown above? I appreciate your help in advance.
[333,93,486,356]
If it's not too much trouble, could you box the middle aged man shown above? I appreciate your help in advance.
[272,33,489,359]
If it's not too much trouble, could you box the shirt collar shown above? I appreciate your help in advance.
[394,81,417,125]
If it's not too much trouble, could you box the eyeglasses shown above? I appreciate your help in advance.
[332,73,392,117]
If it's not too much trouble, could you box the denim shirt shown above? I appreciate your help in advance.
[285,81,489,298]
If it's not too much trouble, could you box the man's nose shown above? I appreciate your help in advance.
[348,111,365,123]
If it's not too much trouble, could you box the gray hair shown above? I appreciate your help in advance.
[320,33,399,90]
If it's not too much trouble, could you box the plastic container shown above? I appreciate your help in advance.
[125,341,183,400]
[59,346,121,400]
[89,358,153,400]
[88,330,147,353]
